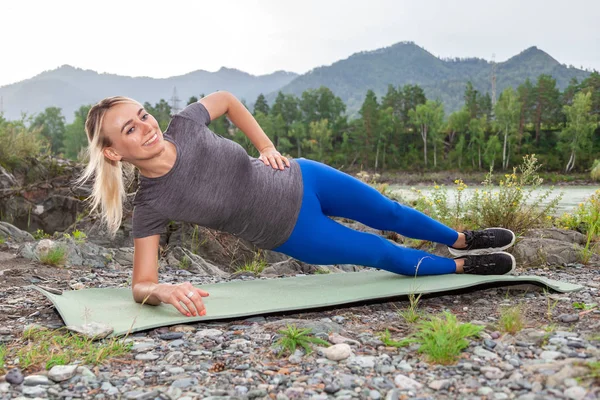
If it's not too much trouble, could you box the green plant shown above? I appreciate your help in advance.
[314,268,330,274]
[397,291,423,324]
[33,229,51,240]
[578,361,600,384]
[591,159,600,181]
[467,155,562,234]
[9,326,131,371]
[39,246,67,266]
[543,289,559,321]
[573,302,598,311]
[0,237,5,245]
[274,324,330,357]
[378,329,411,348]
[0,344,6,372]
[405,311,483,365]
[178,256,191,270]
[236,251,267,274]
[71,229,87,244]
[498,304,525,334]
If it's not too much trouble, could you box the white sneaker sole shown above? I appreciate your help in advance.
[448,228,516,257]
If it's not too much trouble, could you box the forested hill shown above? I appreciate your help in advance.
[271,42,591,115]
[0,66,298,122]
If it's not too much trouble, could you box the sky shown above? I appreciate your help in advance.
[1,0,599,87]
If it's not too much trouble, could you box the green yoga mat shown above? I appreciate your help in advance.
[33,271,583,336]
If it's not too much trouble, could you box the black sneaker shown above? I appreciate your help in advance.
[448,228,516,256]
[458,252,516,275]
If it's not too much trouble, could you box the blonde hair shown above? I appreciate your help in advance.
[75,96,139,238]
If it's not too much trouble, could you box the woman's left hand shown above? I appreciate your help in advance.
[259,146,290,170]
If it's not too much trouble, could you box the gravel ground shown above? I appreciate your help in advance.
[0,248,599,400]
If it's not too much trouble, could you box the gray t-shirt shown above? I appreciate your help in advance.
[132,102,304,250]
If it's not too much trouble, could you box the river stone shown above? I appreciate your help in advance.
[22,386,47,397]
[481,366,505,380]
[196,329,224,338]
[5,368,24,385]
[321,343,352,361]
[347,355,376,368]
[428,379,452,391]
[394,374,422,390]
[23,375,51,386]
[540,350,563,361]
[66,321,114,340]
[48,365,77,382]
[473,346,500,359]
[558,314,580,323]
[564,386,587,400]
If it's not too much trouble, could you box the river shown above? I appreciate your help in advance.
[388,185,599,215]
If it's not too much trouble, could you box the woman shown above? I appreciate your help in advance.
[77,91,516,318]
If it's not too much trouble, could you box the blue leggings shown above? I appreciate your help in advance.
[273,159,459,276]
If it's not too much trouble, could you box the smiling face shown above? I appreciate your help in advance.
[101,102,165,164]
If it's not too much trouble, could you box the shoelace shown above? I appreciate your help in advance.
[466,230,495,249]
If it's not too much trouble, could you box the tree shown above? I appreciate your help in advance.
[31,107,66,154]
[63,105,91,160]
[187,96,198,105]
[468,116,487,170]
[533,74,561,146]
[494,88,520,170]
[516,79,535,150]
[359,90,380,168]
[144,99,172,131]
[307,119,332,162]
[559,91,598,172]
[409,100,444,167]
[253,94,270,116]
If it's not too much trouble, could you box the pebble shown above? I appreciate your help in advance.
[5,368,24,385]
[539,350,563,361]
[558,314,580,323]
[322,343,352,361]
[48,365,78,382]
[394,374,422,390]
[564,386,587,400]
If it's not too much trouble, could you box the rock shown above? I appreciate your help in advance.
[473,346,500,360]
[540,350,563,361]
[0,222,33,242]
[564,386,587,400]
[196,329,224,339]
[481,366,505,380]
[5,368,24,385]
[167,246,228,277]
[0,166,17,189]
[22,386,47,397]
[66,321,114,340]
[114,247,135,266]
[322,343,352,361]
[513,235,600,266]
[158,332,184,341]
[394,374,422,390]
[23,375,51,385]
[329,332,360,345]
[261,259,317,276]
[48,365,77,382]
[478,387,494,396]
[558,314,579,323]
[547,364,590,387]
[428,379,452,390]
[347,355,375,368]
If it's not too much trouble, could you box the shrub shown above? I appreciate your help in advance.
[412,154,563,234]
[0,118,49,172]
[39,246,67,266]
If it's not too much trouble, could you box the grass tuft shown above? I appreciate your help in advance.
[378,329,411,348]
[409,311,483,365]
[1,326,131,372]
[39,246,67,266]
[498,304,525,334]
[274,324,330,357]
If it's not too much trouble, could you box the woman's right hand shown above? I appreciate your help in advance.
[154,282,210,317]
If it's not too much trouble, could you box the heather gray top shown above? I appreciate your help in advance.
[132,102,304,249]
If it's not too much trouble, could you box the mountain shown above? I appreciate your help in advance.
[0,43,592,122]
[269,42,591,114]
[0,65,298,122]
